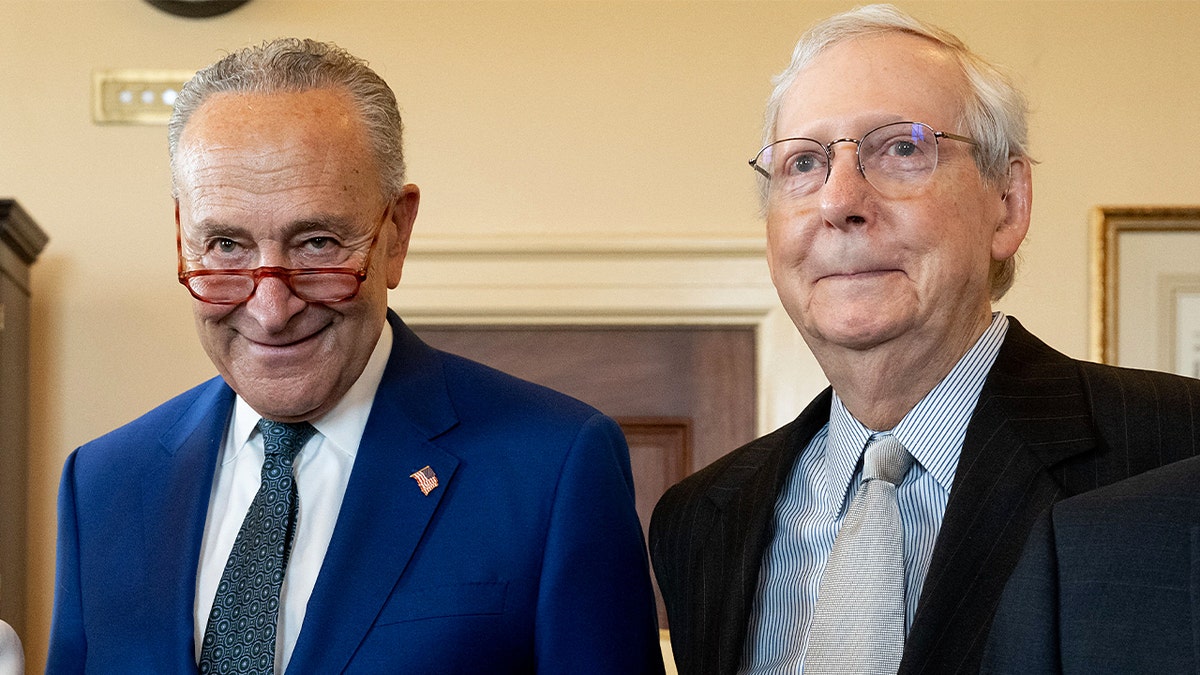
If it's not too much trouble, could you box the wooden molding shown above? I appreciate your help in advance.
[0,199,49,265]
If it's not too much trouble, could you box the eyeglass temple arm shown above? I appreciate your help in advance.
[936,131,977,145]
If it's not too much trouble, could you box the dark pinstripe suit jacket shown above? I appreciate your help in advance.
[649,318,1200,674]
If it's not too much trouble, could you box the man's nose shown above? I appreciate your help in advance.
[818,146,872,229]
[244,274,307,332]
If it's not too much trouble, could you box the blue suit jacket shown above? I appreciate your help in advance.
[982,453,1200,674]
[48,312,664,674]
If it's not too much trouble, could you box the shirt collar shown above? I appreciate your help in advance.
[225,323,393,464]
[824,312,1009,510]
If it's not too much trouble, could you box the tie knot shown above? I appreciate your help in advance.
[862,434,912,486]
[258,419,316,462]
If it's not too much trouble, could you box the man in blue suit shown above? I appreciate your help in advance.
[48,38,663,674]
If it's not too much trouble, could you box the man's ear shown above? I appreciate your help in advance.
[386,184,420,288]
[992,157,1032,262]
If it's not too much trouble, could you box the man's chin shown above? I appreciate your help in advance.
[805,316,911,354]
[241,398,327,424]
[226,375,335,423]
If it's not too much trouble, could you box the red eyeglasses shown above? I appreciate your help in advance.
[177,208,388,305]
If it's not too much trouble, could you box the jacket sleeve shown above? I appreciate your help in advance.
[533,413,665,674]
[46,450,87,673]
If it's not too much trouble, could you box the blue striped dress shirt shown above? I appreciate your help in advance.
[738,313,1009,674]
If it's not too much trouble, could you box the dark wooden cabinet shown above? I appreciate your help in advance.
[0,199,47,638]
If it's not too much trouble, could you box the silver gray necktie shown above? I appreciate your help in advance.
[805,434,914,674]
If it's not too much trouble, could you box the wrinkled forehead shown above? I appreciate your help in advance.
[173,88,373,190]
[179,88,360,145]
[778,32,969,138]
[174,89,384,231]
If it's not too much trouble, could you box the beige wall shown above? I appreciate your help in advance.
[4,0,1200,668]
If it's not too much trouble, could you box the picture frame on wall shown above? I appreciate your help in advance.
[1092,206,1200,377]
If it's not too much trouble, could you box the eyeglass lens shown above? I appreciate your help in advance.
[754,122,943,199]
[183,268,364,305]
[178,206,391,305]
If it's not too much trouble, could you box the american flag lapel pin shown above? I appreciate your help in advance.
[409,465,439,496]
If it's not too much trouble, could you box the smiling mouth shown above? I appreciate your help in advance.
[821,268,900,280]
[245,324,329,349]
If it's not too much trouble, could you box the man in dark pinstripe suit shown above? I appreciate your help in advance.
[649,5,1200,674]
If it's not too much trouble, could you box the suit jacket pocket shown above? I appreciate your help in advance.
[374,581,509,626]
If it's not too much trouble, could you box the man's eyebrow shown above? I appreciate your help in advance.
[188,221,249,239]
[187,216,357,239]
[289,216,356,234]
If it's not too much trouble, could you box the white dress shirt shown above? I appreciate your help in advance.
[193,326,392,671]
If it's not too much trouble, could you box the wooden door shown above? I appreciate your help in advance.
[412,325,757,629]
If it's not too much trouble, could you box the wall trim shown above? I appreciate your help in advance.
[411,235,767,257]
[392,235,826,434]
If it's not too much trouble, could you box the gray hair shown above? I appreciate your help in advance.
[168,38,405,198]
[761,4,1030,299]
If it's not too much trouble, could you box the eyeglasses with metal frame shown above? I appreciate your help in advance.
[749,121,978,199]
[177,208,390,305]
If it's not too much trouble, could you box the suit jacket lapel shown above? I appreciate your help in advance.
[702,389,832,675]
[901,319,1098,673]
[289,313,460,673]
[141,380,233,673]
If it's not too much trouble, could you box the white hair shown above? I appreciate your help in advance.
[168,38,406,198]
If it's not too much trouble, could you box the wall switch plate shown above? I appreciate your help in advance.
[92,69,194,125]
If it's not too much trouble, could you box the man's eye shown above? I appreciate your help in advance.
[889,140,919,157]
[306,237,335,250]
[214,238,239,253]
[788,152,825,175]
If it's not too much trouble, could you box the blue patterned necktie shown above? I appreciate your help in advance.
[805,433,914,674]
[199,419,316,675]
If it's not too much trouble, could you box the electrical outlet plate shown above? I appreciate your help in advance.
[92,69,194,125]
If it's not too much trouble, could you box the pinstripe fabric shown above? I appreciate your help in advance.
[649,318,1200,675]
[737,315,1007,674]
